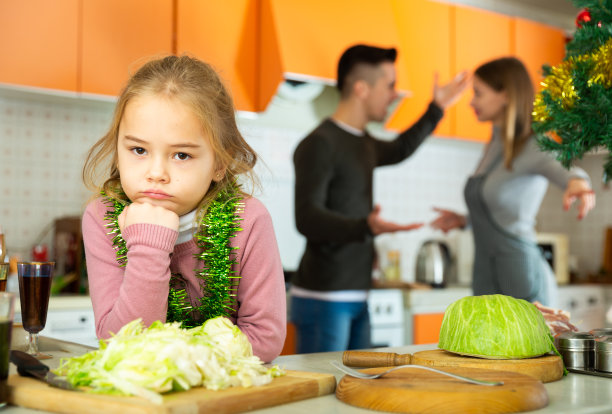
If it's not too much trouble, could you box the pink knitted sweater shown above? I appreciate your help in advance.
[82,196,287,363]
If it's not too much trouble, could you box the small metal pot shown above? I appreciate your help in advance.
[557,332,595,370]
[589,328,612,338]
[595,336,612,373]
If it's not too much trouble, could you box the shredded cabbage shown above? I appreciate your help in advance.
[54,317,284,404]
[438,294,562,360]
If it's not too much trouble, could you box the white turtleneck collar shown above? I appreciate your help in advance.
[176,209,197,245]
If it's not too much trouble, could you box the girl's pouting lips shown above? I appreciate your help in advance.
[141,190,171,199]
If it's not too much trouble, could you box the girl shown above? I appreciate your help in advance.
[82,55,286,362]
[431,57,595,307]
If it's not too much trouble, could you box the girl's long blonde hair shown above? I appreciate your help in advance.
[83,55,258,211]
[474,57,534,169]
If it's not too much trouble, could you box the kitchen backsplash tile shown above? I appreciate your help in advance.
[1,88,610,282]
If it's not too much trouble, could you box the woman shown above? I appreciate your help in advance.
[431,57,595,306]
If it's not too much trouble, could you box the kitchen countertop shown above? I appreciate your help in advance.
[5,329,612,414]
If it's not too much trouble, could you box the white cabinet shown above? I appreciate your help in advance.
[368,289,405,347]
[14,296,99,348]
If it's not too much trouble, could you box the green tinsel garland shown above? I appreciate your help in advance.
[102,184,243,328]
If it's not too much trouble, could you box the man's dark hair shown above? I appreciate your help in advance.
[336,44,397,93]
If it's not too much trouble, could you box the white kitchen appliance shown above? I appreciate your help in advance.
[536,232,569,285]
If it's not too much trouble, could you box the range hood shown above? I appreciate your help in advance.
[257,0,412,112]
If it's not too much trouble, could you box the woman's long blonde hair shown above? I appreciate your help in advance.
[83,55,258,211]
[474,57,534,169]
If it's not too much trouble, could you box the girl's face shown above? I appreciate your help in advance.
[116,94,223,216]
[470,76,508,125]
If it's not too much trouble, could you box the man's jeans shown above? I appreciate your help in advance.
[290,296,371,354]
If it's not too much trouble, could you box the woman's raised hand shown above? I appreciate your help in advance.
[563,178,596,220]
[430,207,466,233]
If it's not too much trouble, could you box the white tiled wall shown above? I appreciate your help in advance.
[536,153,612,278]
[0,88,114,257]
[1,85,610,282]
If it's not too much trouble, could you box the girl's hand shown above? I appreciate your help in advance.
[367,204,424,235]
[563,178,596,220]
[118,202,180,232]
[430,207,466,233]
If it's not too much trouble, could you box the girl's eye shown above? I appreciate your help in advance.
[131,147,146,155]
[174,152,191,161]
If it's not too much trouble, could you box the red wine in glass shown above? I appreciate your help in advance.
[17,262,54,358]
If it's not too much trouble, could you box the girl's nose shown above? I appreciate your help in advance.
[146,158,170,183]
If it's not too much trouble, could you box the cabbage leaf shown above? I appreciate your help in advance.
[438,294,561,360]
[53,317,284,404]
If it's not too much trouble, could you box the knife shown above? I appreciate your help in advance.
[10,350,75,391]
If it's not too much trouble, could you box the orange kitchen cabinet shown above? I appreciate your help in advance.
[81,0,173,96]
[413,312,445,345]
[176,1,259,112]
[514,18,566,92]
[280,321,297,355]
[386,0,453,137]
[0,0,79,91]
[452,6,513,142]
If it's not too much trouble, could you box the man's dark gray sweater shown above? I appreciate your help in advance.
[292,102,443,291]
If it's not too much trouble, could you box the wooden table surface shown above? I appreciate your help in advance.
[5,328,612,414]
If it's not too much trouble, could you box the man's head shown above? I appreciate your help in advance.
[336,44,398,122]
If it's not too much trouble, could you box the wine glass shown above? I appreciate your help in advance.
[17,262,54,359]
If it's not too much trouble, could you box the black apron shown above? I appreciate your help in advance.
[464,156,557,306]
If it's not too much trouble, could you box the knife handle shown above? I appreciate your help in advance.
[342,351,412,367]
[10,350,50,377]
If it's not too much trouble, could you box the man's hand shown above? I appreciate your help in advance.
[118,202,179,232]
[367,205,424,236]
[433,71,470,110]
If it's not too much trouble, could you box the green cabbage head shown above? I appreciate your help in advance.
[438,294,560,359]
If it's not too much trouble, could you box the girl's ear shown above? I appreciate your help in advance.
[212,166,227,183]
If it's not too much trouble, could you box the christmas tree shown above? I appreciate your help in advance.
[533,0,612,180]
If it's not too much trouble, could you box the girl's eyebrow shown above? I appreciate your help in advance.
[122,135,201,149]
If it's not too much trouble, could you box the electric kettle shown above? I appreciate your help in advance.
[415,240,451,288]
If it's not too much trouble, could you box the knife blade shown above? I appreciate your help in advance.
[10,350,75,391]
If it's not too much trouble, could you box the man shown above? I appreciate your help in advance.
[290,44,468,353]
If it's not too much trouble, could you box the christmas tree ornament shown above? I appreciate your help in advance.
[576,9,591,28]
[576,9,591,27]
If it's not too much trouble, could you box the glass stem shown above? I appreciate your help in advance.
[26,332,39,356]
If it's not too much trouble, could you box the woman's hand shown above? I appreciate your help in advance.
[433,71,470,110]
[367,205,424,236]
[430,207,466,233]
[563,178,596,220]
[118,202,180,232]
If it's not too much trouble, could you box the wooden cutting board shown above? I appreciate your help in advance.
[8,370,336,414]
[335,366,548,414]
[411,350,563,383]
